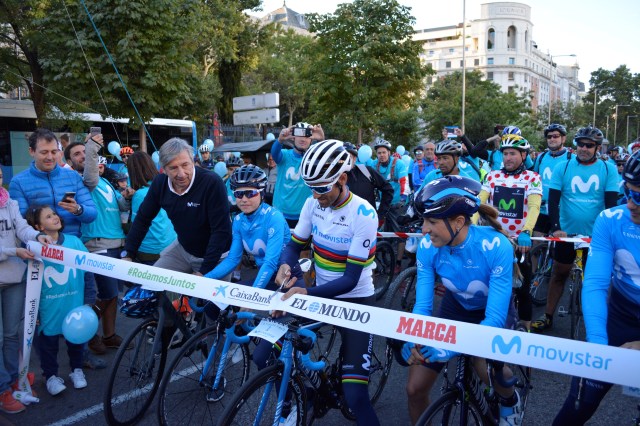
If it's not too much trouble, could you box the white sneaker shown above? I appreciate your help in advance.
[499,391,523,426]
[69,369,87,389]
[46,375,66,396]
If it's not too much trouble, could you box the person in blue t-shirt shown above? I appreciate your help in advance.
[418,139,483,192]
[552,149,640,426]
[270,122,325,229]
[533,123,573,234]
[531,126,619,333]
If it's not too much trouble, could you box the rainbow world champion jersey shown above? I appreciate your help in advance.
[292,192,378,298]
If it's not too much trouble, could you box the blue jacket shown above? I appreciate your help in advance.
[8,162,97,237]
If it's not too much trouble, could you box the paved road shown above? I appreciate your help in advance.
[4,267,639,426]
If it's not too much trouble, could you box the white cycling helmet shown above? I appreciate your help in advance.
[301,139,352,186]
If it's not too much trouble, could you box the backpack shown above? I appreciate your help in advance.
[534,149,572,172]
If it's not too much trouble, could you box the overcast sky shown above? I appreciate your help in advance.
[251,0,640,88]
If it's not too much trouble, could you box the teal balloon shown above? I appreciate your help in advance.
[401,154,411,167]
[61,305,99,344]
[214,162,227,177]
[396,145,406,156]
[107,141,121,156]
[358,145,373,163]
[151,151,160,165]
[266,133,275,141]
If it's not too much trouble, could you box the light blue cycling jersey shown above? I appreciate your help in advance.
[205,203,290,289]
[583,206,640,345]
[271,142,311,220]
[81,177,125,242]
[549,158,619,235]
[131,184,176,254]
[414,226,513,329]
[487,150,534,171]
[418,164,482,191]
[225,178,236,207]
[533,149,572,215]
[372,157,409,204]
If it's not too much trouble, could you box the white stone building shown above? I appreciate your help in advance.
[413,2,581,110]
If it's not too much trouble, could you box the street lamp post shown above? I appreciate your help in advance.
[592,88,598,126]
[627,115,638,145]
[614,104,630,145]
[547,53,577,125]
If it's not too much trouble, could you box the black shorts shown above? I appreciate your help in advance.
[339,295,376,384]
[533,213,551,235]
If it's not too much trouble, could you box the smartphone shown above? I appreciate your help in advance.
[90,126,101,135]
[62,191,76,202]
[292,127,312,138]
[445,125,459,140]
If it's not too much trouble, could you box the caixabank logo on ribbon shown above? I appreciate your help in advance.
[219,285,271,308]
[491,334,612,370]
[289,298,372,324]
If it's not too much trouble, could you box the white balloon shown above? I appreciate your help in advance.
[401,154,411,167]
[266,133,276,141]
[396,145,406,156]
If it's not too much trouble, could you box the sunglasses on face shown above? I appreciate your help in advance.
[234,189,262,199]
[546,134,562,139]
[307,183,334,195]
[576,141,596,149]
[624,185,640,206]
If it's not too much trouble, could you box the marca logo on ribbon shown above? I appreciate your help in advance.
[395,316,457,344]
[498,198,517,211]
[41,246,64,261]
[491,333,613,370]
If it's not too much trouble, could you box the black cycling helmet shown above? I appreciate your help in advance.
[623,149,640,185]
[342,142,358,156]
[226,156,244,168]
[415,175,481,219]
[574,125,604,145]
[230,165,268,190]
[544,123,567,137]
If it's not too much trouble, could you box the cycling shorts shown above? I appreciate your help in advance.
[533,213,551,235]
[339,295,376,385]
[552,243,589,268]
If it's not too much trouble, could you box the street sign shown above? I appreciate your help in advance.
[233,108,280,126]
[233,93,279,112]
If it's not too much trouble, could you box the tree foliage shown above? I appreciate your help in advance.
[421,70,533,143]
[305,0,429,144]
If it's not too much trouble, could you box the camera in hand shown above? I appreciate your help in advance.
[292,127,312,138]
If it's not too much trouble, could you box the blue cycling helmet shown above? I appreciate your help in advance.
[501,126,522,137]
[544,123,567,137]
[415,175,481,219]
[120,286,158,319]
[623,149,640,185]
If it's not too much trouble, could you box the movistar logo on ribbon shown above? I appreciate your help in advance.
[492,335,522,355]
[498,198,517,211]
[357,204,376,218]
[75,254,86,266]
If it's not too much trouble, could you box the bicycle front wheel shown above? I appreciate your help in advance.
[104,317,167,426]
[218,363,309,426]
[368,334,393,405]
[383,266,417,313]
[373,240,396,300]
[570,270,585,341]
[530,243,551,307]
[416,390,486,426]
[157,324,251,425]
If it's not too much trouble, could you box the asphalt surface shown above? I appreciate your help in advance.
[4,263,639,426]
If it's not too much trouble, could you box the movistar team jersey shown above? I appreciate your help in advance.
[39,234,86,336]
[583,206,640,345]
[206,203,290,289]
[482,170,542,237]
[487,150,534,171]
[81,177,126,242]
[372,158,409,205]
[533,149,572,215]
[131,185,176,254]
[293,192,377,298]
[549,159,619,235]
[272,147,311,220]
[414,226,513,329]
[418,164,482,191]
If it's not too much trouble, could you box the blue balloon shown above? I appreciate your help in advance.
[266,133,275,141]
[396,145,406,156]
[107,141,121,157]
[358,145,373,163]
[401,154,411,167]
[61,305,99,344]
[151,151,160,165]
[214,161,227,177]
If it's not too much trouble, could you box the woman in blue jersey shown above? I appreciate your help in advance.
[552,150,640,425]
[401,176,522,426]
[126,152,177,265]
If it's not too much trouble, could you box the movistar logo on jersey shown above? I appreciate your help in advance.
[498,198,517,211]
[285,166,300,181]
[482,237,500,251]
[602,209,623,220]
[95,185,114,203]
[492,335,522,355]
[357,204,376,218]
[543,167,553,180]
[571,175,600,193]
[43,265,77,289]
[311,224,352,244]
[420,238,432,249]
[243,239,267,256]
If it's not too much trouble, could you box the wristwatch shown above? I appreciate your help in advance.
[120,250,133,259]
[74,204,84,216]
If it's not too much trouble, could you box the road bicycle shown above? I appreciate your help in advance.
[156,307,254,425]
[383,266,447,320]
[372,240,396,300]
[529,240,553,307]
[558,246,588,341]
[103,291,206,425]
[416,354,533,426]
[218,313,393,425]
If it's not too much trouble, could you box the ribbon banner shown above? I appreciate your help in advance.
[26,242,637,387]
[375,231,592,245]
